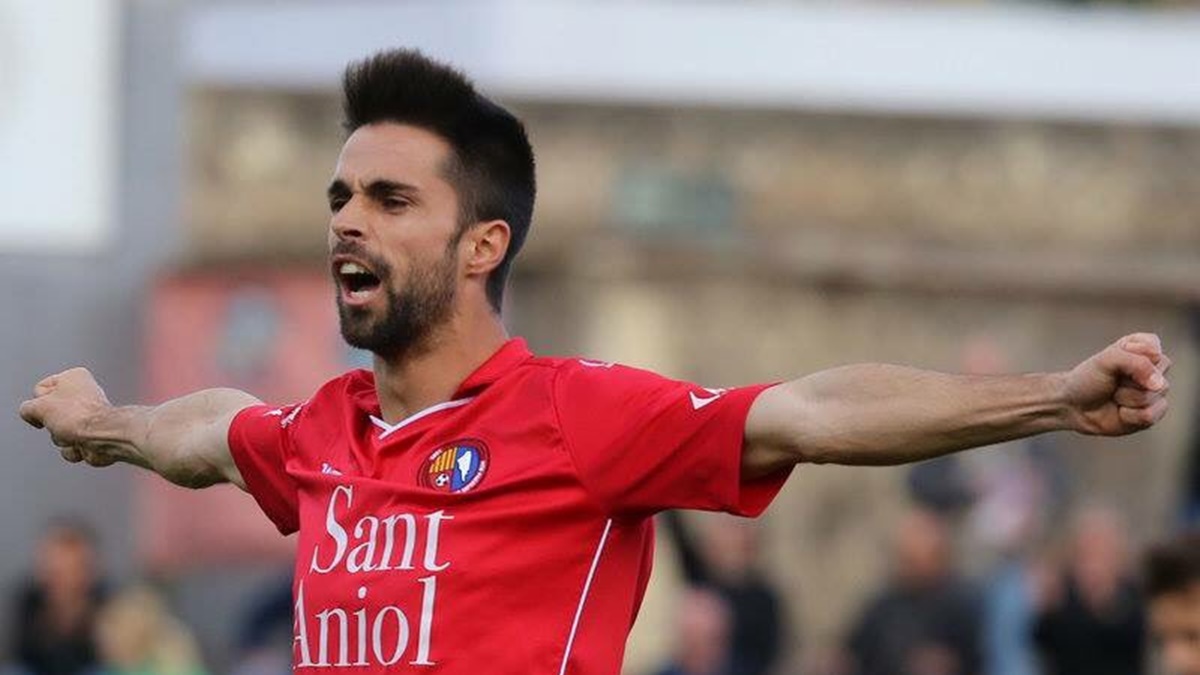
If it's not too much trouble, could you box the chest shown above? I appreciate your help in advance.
[284,395,605,578]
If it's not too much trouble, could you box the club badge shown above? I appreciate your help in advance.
[419,439,489,494]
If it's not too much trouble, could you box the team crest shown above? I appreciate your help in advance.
[419,440,489,494]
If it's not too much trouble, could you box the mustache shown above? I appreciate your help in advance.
[331,241,391,278]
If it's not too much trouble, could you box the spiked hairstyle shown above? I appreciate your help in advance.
[342,49,536,312]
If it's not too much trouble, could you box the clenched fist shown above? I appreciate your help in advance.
[18,368,116,465]
[1064,333,1171,436]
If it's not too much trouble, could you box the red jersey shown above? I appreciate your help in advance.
[228,338,789,674]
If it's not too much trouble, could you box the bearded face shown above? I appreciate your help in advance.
[326,124,470,361]
[333,236,459,360]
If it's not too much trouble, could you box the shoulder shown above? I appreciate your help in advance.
[537,354,672,383]
[258,370,374,432]
[533,355,677,401]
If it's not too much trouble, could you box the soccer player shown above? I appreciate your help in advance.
[1145,532,1200,675]
[19,49,1172,674]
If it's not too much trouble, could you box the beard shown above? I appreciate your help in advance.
[334,241,458,361]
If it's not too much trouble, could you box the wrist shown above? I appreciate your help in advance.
[1044,371,1076,433]
[81,405,145,463]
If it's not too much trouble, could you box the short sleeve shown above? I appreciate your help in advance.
[227,404,301,535]
[552,362,791,517]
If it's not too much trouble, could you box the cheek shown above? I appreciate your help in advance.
[1161,632,1200,669]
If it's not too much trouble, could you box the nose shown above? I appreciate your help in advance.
[330,196,367,242]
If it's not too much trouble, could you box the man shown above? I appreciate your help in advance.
[661,511,784,675]
[1034,506,1145,675]
[18,49,1172,674]
[651,588,736,675]
[1145,531,1200,675]
[9,519,108,675]
[844,509,981,675]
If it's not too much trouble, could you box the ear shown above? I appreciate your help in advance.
[461,219,511,278]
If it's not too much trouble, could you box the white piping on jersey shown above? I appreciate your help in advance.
[558,518,613,675]
[370,397,475,439]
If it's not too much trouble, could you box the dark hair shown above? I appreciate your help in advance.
[1144,530,1200,598]
[341,48,536,312]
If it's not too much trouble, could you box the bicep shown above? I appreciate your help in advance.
[150,388,261,489]
[742,382,807,479]
[204,396,259,490]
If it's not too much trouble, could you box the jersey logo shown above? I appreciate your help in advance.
[689,388,726,410]
[419,440,489,494]
[281,403,305,428]
[264,403,305,428]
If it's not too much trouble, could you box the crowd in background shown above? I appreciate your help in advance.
[651,473,1169,675]
[0,521,209,675]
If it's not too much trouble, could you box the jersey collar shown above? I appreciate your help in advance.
[452,337,534,397]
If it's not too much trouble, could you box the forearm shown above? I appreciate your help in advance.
[765,364,1071,466]
[81,388,258,488]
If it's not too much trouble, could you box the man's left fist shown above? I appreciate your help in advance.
[1064,332,1171,436]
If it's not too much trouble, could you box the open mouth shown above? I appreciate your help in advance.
[336,261,383,305]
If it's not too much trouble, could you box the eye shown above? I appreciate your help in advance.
[383,197,409,211]
[329,196,348,213]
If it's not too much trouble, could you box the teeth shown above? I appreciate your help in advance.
[339,262,368,275]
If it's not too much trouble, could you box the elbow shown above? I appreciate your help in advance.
[160,458,225,489]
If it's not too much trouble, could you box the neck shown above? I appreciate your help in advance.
[371,305,509,423]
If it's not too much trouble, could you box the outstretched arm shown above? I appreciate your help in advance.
[18,368,260,489]
[742,333,1171,479]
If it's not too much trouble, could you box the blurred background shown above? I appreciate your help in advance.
[2,1,1199,674]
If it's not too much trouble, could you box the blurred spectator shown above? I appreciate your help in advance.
[92,585,207,675]
[970,446,1052,675]
[906,456,973,516]
[843,508,982,675]
[8,519,108,675]
[1033,505,1145,675]
[661,511,785,675]
[651,587,734,675]
[1143,530,1200,675]
[229,575,292,675]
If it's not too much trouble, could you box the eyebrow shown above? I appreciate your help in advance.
[326,178,421,202]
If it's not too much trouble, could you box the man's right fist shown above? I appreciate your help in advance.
[18,368,112,464]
